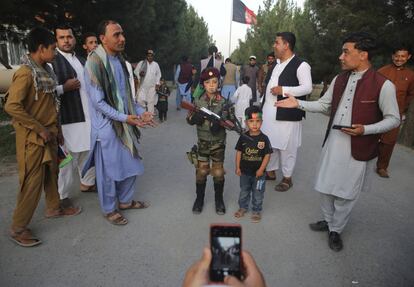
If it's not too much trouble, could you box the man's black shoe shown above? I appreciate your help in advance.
[309,220,329,232]
[328,231,343,252]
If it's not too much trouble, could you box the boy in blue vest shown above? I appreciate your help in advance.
[234,106,272,222]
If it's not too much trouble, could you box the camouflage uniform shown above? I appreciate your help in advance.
[187,92,230,214]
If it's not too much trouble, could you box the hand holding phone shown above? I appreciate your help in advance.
[183,246,266,287]
[210,224,243,282]
[333,124,365,136]
[332,124,353,130]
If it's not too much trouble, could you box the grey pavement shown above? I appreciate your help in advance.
[1,96,414,287]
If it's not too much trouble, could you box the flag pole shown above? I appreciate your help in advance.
[229,0,233,58]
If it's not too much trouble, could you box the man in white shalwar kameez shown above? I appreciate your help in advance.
[52,25,95,210]
[134,49,161,114]
[277,32,400,251]
[261,32,312,191]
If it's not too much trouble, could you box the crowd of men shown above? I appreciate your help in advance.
[3,19,413,267]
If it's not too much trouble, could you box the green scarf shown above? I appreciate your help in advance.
[85,45,141,158]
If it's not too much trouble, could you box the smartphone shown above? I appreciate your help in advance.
[210,224,243,282]
[332,124,353,130]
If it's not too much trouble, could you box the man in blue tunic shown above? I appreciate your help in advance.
[84,20,154,225]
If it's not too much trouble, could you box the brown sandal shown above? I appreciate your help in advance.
[105,211,128,225]
[81,185,97,192]
[45,206,82,218]
[10,228,42,247]
[119,200,150,210]
[234,208,247,218]
[275,178,293,192]
[251,212,262,223]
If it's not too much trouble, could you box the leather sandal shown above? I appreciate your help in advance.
[105,211,128,225]
[234,208,247,218]
[10,228,42,247]
[251,212,262,223]
[275,178,293,192]
[119,200,150,210]
[45,206,82,218]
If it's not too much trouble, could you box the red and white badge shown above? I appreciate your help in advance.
[257,141,265,149]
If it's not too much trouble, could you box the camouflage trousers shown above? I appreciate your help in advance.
[196,139,225,184]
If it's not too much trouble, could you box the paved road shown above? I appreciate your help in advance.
[1,97,414,287]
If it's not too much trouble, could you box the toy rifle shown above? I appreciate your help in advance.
[181,100,253,141]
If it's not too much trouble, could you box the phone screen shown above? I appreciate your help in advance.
[210,224,242,282]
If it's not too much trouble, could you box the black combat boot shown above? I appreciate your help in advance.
[214,182,226,215]
[192,182,206,214]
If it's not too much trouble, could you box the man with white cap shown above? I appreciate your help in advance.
[240,55,259,106]
[134,49,161,114]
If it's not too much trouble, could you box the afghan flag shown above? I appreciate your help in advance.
[233,0,257,25]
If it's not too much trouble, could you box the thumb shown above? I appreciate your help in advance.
[199,247,212,268]
[224,275,243,287]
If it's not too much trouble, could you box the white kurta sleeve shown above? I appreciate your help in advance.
[155,62,162,85]
[282,62,313,97]
[298,76,337,113]
[133,61,143,78]
[231,88,240,104]
[363,80,400,135]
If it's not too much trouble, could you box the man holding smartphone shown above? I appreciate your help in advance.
[183,247,266,287]
[276,32,400,251]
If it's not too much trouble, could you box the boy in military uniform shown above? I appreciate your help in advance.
[186,67,230,215]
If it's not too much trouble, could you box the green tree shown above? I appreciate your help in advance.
[0,0,212,79]
[231,0,307,65]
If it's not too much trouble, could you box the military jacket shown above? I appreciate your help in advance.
[194,93,227,141]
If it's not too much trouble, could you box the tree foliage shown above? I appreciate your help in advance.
[231,0,414,147]
[232,0,414,79]
[0,0,212,79]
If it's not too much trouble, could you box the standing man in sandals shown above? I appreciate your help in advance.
[52,24,96,210]
[5,27,81,247]
[84,20,154,225]
[276,32,400,251]
[261,32,312,191]
[134,49,161,114]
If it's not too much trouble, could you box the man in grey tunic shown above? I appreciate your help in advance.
[276,32,400,251]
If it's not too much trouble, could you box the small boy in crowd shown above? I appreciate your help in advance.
[234,106,272,222]
[156,78,170,122]
[232,76,252,129]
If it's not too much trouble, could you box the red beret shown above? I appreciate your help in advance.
[200,67,220,84]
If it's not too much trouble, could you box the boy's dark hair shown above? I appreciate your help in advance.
[54,23,74,36]
[392,43,411,55]
[342,32,377,60]
[97,20,119,36]
[225,58,232,63]
[82,32,97,44]
[242,76,250,84]
[267,52,275,58]
[245,105,262,119]
[27,27,56,53]
[208,45,218,55]
[181,55,188,62]
[276,32,296,51]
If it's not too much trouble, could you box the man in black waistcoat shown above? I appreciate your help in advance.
[260,32,313,191]
[52,24,96,210]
